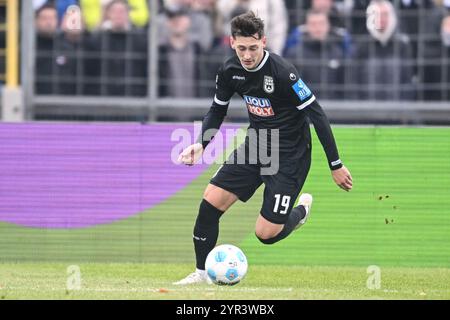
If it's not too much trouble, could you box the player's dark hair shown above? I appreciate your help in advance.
[231,11,265,40]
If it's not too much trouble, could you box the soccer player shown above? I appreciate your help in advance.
[174,11,353,285]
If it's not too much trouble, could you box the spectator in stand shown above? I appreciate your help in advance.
[347,0,370,35]
[86,0,148,96]
[423,15,450,100]
[35,4,59,94]
[158,8,202,98]
[35,3,94,95]
[55,0,79,21]
[191,0,220,47]
[284,0,305,33]
[284,0,351,35]
[33,0,79,23]
[285,10,350,99]
[216,0,288,55]
[56,4,95,95]
[393,0,435,72]
[284,0,353,55]
[100,0,132,30]
[352,0,415,100]
[79,0,149,31]
[160,0,214,51]
[311,0,346,28]
[35,4,59,37]
[424,0,450,36]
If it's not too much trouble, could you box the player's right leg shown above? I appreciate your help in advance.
[174,152,262,285]
[173,184,238,285]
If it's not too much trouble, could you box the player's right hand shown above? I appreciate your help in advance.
[177,143,204,166]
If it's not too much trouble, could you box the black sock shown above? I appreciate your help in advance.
[193,199,224,270]
[257,205,306,245]
[291,205,307,223]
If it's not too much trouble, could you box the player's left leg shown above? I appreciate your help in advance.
[255,154,311,245]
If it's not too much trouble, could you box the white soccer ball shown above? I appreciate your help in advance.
[205,244,248,285]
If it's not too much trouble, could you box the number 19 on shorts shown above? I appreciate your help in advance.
[273,194,291,214]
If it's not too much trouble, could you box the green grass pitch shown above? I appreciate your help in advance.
[1,263,449,299]
[0,126,449,299]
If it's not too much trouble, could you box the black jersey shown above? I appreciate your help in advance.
[199,50,343,170]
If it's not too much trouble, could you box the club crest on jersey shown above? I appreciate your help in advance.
[244,95,274,117]
[263,76,274,94]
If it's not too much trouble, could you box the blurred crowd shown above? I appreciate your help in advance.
[32,0,450,101]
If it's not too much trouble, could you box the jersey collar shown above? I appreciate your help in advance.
[241,50,269,72]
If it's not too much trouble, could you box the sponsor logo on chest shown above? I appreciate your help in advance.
[244,95,274,117]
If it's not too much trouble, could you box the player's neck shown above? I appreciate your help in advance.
[241,50,269,72]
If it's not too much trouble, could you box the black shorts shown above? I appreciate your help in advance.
[210,147,311,224]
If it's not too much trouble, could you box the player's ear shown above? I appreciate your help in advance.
[230,36,235,49]
[261,36,267,48]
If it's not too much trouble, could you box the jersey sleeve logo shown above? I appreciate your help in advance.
[292,78,312,101]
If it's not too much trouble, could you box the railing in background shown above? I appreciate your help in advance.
[1,0,23,122]
[5,0,17,88]
[19,0,450,124]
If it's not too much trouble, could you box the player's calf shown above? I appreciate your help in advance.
[193,199,224,270]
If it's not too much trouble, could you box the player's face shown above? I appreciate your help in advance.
[230,35,267,70]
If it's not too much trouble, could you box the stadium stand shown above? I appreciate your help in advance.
[14,0,450,123]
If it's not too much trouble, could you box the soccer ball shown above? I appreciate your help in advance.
[205,244,248,286]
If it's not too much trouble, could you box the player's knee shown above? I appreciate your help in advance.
[202,184,237,212]
[255,233,278,245]
[196,199,224,226]
[254,227,281,245]
[255,215,284,244]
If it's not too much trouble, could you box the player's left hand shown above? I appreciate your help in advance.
[332,166,353,191]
